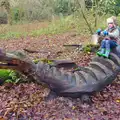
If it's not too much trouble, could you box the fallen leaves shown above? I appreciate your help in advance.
[0,116,5,120]
[0,83,49,119]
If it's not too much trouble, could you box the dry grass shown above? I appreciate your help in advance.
[0,16,75,39]
[0,21,49,34]
[0,21,50,39]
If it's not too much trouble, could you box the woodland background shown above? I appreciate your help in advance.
[0,0,120,39]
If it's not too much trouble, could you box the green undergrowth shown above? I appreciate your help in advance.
[33,58,54,65]
[0,69,21,84]
[0,32,27,39]
[83,44,100,53]
[30,16,74,36]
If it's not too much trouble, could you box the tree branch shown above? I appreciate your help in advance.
[76,0,93,34]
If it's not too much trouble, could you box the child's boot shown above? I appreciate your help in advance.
[102,49,110,58]
[97,48,105,56]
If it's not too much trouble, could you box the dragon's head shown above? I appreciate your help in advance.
[0,49,36,74]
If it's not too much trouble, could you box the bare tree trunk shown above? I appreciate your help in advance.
[80,0,86,11]
[7,11,12,25]
[1,0,12,25]
[5,0,12,25]
[94,0,98,28]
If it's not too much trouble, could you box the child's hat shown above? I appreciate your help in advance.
[107,17,114,24]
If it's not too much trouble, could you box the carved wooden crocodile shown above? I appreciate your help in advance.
[0,46,120,104]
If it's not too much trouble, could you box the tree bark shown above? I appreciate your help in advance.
[80,0,86,11]
[0,0,12,25]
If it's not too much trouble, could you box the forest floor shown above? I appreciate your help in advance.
[0,32,120,120]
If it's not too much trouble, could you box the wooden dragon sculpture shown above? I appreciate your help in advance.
[0,46,120,104]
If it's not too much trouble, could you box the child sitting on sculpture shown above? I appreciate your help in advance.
[96,17,120,58]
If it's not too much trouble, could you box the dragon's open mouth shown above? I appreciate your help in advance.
[0,50,35,73]
[0,51,24,69]
[0,61,18,66]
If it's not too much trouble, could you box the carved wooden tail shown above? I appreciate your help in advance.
[36,51,120,97]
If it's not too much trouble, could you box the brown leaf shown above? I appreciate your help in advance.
[0,116,5,120]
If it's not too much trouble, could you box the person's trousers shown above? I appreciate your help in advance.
[101,39,117,50]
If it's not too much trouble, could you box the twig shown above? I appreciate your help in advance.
[76,0,93,34]
[23,48,49,54]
